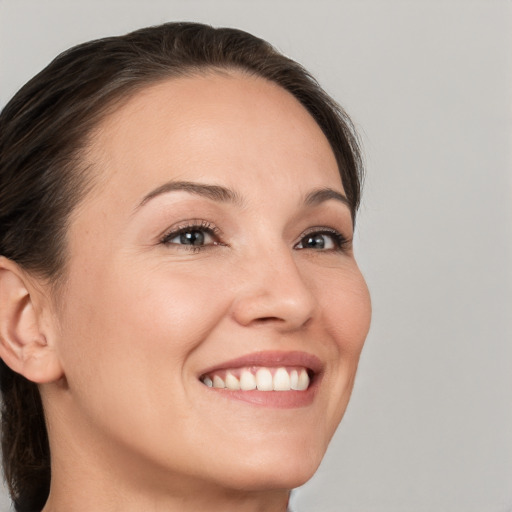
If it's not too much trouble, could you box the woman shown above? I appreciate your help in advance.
[0,22,371,512]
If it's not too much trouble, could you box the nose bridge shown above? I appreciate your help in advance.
[231,240,317,329]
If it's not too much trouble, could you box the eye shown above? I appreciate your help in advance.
[160,221,220,249]
[294,229,349,251]
[166,229,214,246]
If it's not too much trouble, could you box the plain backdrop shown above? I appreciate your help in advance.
[0,1,511,511]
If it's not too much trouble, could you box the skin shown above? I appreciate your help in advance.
[1,72,371,512]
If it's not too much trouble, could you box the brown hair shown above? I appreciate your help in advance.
[0,22,363,511]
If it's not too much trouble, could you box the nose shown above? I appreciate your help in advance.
[230,245,317,331]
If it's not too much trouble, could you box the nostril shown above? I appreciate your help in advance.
[253,315,313,328]
[255,316,281,323]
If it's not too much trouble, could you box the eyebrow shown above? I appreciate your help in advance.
[135,180,350,211]
[136,180,245,210]
[303,187,350,208]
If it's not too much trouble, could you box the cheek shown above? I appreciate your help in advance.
[125,267,229,351]
[53,258,235,464]
[318,264,372,355]
[57,259,231,404]
[315,264,371,419]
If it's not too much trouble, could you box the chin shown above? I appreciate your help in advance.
[212,439,326,492]
[223,464,319,493]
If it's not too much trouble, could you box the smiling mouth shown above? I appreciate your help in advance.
[200,366,312,391]
[197,351,322,408]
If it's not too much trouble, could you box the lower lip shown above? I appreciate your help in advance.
[201,376,320,409]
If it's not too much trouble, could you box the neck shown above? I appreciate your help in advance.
[42,485,290,512]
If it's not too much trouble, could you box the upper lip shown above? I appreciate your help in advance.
[198,350,323,377]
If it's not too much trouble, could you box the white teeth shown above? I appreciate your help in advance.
[273,367,291,391]
[256,368,273,391]
[212,375,225,389]
[240,369,257,390]
[225,372,240,390]
[296,369,310,391]
[202,367,312,391]
[290,370,299,390]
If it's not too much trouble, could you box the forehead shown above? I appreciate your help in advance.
[84,72,342,208]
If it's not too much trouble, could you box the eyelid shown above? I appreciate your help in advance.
[157,220,351,252]
[159,219,222,246]
[295,226,352,251]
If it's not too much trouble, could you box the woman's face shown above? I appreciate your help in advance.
[48,73,371,493]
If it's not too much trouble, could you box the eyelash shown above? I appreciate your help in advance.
[159,221,350,253]
[160,220,222,253]
[297,227,351,252]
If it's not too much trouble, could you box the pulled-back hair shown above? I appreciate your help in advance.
[0,22,363,511]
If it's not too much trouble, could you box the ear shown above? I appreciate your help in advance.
[0,257,63,383]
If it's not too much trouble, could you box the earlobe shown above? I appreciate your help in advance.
[0,257,63,383]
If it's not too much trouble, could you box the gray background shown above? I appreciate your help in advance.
[0,0,511,511]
